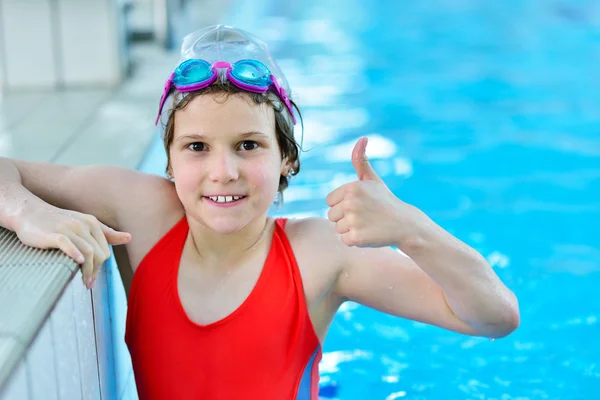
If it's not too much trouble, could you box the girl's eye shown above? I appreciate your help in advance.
[239,141,259,151]
[188,142,206,152]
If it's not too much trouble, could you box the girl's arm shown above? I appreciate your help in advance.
[333,219,519,338]
[322,138,519,338]
[1,157,140,229]
[0,157,145,287]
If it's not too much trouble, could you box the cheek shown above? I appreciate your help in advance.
[246,159,281,188]
[171,159,200,195]
[244,158,282,199]
[175,170,197,188]
[173,172,198,205]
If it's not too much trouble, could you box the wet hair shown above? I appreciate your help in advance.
[161,80,303,202]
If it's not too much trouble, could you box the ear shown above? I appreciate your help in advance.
[280,157,293,177]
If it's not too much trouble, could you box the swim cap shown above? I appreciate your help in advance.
[156,25,295,126]
[179,25,292,95]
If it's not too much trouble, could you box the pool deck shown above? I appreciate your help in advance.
[0,43,176,169]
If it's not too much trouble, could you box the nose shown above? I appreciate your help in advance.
[208,150,239,183]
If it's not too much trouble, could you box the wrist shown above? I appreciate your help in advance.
[1,188,45,233]
[393,206,435,252]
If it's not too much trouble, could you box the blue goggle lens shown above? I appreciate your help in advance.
[173,59,213,85]
[231,60,272,87]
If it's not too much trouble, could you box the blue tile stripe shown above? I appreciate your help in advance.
[296,346,320,400]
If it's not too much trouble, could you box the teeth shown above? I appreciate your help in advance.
[208,195,244,203]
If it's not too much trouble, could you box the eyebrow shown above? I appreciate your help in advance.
[176,131,269,142]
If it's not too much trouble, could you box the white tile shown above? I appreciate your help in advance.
[0,0,57,88]
[0,93,48,132]
[50,281,82,400]
[25,320,59,400]
[56,0,124,86]
[52,44,175,168]
[53,97,157,168]
[0,359,29,400]
[0,42,177,165]
[71,271,100,400]
[0,90,109,161]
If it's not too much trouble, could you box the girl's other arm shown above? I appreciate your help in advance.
[0,157,139,287]
[324,138,519,338]
[1,157,140,229]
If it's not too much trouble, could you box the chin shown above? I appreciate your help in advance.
[202,217,248,235]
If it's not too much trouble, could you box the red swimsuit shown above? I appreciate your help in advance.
[125,217,322,399]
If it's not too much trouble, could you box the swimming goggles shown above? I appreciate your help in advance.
[155,59,296,125]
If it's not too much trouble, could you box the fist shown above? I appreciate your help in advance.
[326,137,401,247]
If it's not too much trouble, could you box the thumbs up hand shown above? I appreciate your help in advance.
[326,137,423,248]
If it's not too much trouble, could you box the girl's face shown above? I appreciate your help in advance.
[169,93,289,234]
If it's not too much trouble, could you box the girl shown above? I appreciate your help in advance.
[0,25,519,399]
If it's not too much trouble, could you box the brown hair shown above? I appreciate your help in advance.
[162,81,302,200]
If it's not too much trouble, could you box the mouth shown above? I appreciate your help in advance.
[203,195,247,205]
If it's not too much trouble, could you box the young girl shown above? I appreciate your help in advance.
[0,25,519,399]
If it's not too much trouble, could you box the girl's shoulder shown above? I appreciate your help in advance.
[282,216,337,246]
[116,174,185,272]
[282,217,346,281]
[280,217,348,323]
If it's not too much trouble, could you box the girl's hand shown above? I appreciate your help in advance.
[14,204,131,289]
[326,137,424,248]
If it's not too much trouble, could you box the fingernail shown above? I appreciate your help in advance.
[90,279,96,289]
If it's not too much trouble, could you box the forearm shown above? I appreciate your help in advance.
[398,210,520,337]
[0,158,46,231]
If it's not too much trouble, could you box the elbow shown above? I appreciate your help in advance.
[505,290,521,331]
[506,297,521,333]
[500,304,520,337]
[488,294,521,339]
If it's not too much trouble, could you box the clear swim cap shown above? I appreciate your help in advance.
[155,24,296,126]
[179,24,292,95]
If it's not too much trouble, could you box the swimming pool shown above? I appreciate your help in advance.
[140,0,599,398]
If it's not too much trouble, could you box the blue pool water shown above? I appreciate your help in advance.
[142,0,600,398]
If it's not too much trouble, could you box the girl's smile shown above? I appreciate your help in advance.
[203,195,248,208]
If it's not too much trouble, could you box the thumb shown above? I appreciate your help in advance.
[101,224,132,245]
[352,137,380,181]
